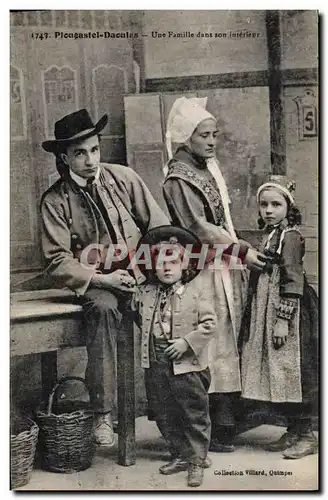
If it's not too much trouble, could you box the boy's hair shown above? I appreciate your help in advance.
[257,195,302,229]
[148,242,198,284]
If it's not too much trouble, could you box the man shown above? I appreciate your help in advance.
[40,109,170,446]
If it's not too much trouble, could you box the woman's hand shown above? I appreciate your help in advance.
[273,318,288,349]
[164,338,189,360]
[238,238,253,250]
[244,248,267,272]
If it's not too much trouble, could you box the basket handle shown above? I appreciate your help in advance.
[46,376,89,416]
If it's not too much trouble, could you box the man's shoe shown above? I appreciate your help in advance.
[203,456,212,468]
[159,456,212,475]
[210,439,235,452]
[187,463,204,487]
[265,431,299,452]
[282,434,318,459]
[159,457,189,475]
[93,413,115,447]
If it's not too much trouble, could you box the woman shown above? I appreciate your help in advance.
[162,97,267,452]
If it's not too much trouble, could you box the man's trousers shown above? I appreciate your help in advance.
[79,288,123,413]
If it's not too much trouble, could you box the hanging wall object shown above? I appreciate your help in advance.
[10,66,27,140]
[293,89,318,140]
[42,65,78,138]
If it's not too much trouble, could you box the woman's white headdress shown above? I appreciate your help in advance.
[165,97,215,160]
[164,96,238,243]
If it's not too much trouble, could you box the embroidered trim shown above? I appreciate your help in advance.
[276,227,303,255]
[263,225,304,260]
[276,297,298,320]
[166,161,225,225]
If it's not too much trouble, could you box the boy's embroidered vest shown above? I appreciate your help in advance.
[166,161,225,226]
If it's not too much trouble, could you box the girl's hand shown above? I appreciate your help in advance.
[164,338,189,360]
[273,319,288,349]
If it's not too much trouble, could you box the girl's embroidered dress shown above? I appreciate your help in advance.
[240,218,318,408]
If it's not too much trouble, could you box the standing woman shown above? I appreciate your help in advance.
[163,97,267,452]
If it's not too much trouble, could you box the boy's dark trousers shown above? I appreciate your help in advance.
[145,338,211,464]
[209,392,241,445]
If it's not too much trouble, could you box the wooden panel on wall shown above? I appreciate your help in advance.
[124,94,169,214]
[198,87,271,230]
[125,95,163,151]
[100,137,127,165]
[133,147,169,215]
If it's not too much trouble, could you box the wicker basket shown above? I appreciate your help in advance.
[36,376,94,473]
[10,417,39,489]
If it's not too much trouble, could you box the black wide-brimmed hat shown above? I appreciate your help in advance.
[42,109,108,154]
[136,225,203,283]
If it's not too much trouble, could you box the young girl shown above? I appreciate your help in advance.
[133,225,216,487]
[240,177,318,459]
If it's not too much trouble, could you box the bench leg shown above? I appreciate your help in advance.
[117,313,136,466]
[41,351,58,402]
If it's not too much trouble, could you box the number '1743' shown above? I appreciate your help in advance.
[31,33,50,40]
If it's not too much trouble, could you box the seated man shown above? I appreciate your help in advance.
[40,109,169,446]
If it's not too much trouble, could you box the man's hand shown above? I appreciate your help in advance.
[273,318,288,349]
[244,248,267,272]
[164,338,189,360]
[238,238,253,250]
[91,269,136,293]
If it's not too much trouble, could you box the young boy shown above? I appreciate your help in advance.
[133,226,216,488]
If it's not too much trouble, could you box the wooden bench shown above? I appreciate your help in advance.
[10,289,136,466]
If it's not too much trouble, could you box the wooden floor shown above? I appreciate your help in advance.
[17,417,319,492]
